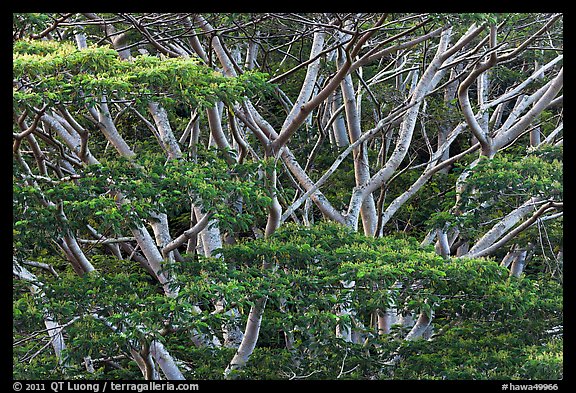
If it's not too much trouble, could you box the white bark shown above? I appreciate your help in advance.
[83,13,131,59]
[131,224,177,297]
[377,308,397,335]
[493,68,563,151]
[148,102,183,160]
[379,122,469,229]
[41,113,99,165]
[13,258,68,366]
[193,207,223,258]
[239,100,345,224]
[63,234,96,274]
[348,28,455,226]
[435,228,451,259]
[482,55,562,112]
[280,30,325,132]
[330,91,349,147]
[509,249,528,278]
[214,301,245,348]
[542,122,563,145]
[192,207,244,347]
[192,15,238,77]
[206,105,232,152]
[96,96,136,158]
[86,224,123,259]
[457,25,498,157]
[264,168,282,237]
[339,50,377,236]
[244,34,259,70]
[92,313,186,380]
[465,197,542,258]
[163,211,212,256]
[150,340,186,380]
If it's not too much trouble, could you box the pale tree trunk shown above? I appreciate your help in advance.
[224,167,281,375]
[50,110,99,165]
[244,32,259,70]
[186,204,199,254]
[223,27,348,372]
[466,200,561,260]
[437,64,462,173]
[380,123,471,230]
[459,37,558,157]
[214,300,245,348]
[83,13,131,59]
[207,104,233,153]
[330,91,349,148]
[404,310,433,341]
[435,227,451,259]
[465,196,542,258]
[509,249,528,278]
[339,51,377,236]
[376,281,403,336]
[92,313,186,380]
[280,30,325,132]
[542,123,563,146]
[335,280,355,342]
[55,238,85,276]
[149,340,186,380]
[347,27,460,227]
[86,224,123,259]
[63,233,96,274]
[41,113,100,165]
[477,70,491,137]
[148,101,183,160]
[157,209,222,349]
[130,348,160,380]
[493,68,563,151]
[376,308,397,335]
[14,148,96,276]
[224,297,267,378]
[264,168,282,237]
[280,145,346,224]
[90,106,179,296]
[457,25,498,158]
[96,96,136,158]
[193,207,223,257]
[192,207,244,348]
[13,258,68,367]
[130,222,177,297]
[501,243,533,278]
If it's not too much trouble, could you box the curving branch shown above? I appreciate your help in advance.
[464,200,562,259]
[162,212,212,257]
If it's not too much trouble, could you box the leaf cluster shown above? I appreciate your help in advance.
[13,39,274,112]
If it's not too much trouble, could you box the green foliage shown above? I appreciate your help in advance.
[13,148,272,258]
[13,222,561,380]
[13,13,51,36]
[13,39,274,111]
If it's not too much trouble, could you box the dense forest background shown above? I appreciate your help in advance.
[13,12,562,380]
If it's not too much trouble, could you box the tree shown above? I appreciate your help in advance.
[13,12,562,380]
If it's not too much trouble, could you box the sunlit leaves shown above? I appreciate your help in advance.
[13,39,273,111]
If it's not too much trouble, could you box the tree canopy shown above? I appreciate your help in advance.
[13,12,562,381]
